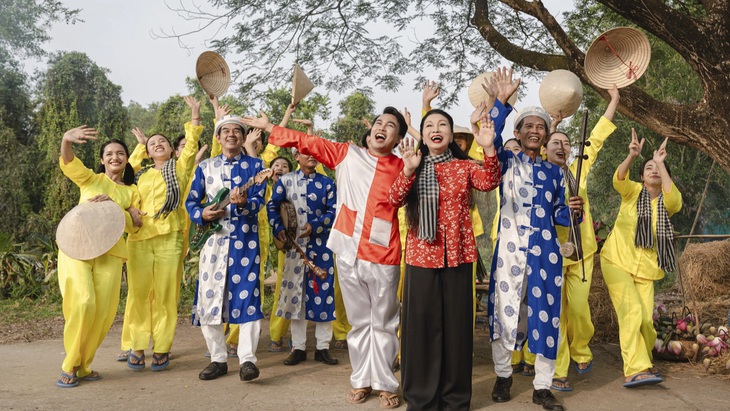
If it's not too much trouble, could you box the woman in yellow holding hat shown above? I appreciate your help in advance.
[123,96,203,371]
[56,127,141,387]
[601,130,681,388]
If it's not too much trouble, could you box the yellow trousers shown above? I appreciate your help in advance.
[332,266,351,340]
[268,251,290,343]
[554,257,595,378]
[124,231,183,353]
[58,251,122,377]
[600,257,656,376]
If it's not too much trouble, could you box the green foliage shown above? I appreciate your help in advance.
[329,90,376,143]
[0,231,57,300]
[261,87,331,133]
[0,0,80,60]
[33,52,130,237]
[0,122,36,239]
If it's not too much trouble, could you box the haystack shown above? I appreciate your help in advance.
[678,239,730,325]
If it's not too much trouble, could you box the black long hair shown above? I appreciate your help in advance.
[404,109,469,229]
[96,139,135,186]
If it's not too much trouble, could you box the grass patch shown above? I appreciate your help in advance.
[0,298,63,324]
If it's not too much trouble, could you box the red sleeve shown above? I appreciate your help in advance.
[388,170,415,208]
[269,125,349,170]
[470,154,501,192]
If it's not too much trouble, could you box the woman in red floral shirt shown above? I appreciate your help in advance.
[388,109,501,410]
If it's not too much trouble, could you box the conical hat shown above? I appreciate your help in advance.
[291,64,314,105]
[584,27,651,89]
[539,69,583,117]
[196,51,230,98]
[56,200,125,260]
[468,71,518,108]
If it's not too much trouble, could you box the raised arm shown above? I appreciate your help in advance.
[421,80,440,113]
[61,125,99,165]
[603,85,620,122]
[617,128,644,181]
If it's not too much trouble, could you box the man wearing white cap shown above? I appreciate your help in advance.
[186,115,268,382]
[485,68,583,411]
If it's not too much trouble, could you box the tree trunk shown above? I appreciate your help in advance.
[473,0,730,172]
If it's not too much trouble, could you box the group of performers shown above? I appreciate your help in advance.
[54,66,682,411]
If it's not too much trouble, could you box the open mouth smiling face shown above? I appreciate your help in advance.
[147,135,173,160]
[422,113,452,155]
[368,113,400,155]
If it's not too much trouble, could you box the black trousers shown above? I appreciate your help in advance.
[401,263,474,411]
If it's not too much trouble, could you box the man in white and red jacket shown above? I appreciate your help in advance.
[244,107,407,408]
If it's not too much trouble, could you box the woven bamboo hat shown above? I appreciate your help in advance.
[291,64,314,105]
[468,71,518,108]
[196,51,230,98]
[453,126,475,150]
[56,200,125,260]
[539,69,583,117]
[584,27,651,89]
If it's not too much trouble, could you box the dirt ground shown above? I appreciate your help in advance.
[0,317,728,410]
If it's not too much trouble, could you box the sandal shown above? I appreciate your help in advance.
[623,372,663,388]
[127,351,145,370]
[551,377,572,392]
[333,339,348,350]
[227,346,238,358]
[116,349,130,362]
[574,361,592,374]
[56,371,78,388]
[346,387,373,404]
[521,363,536,377]
[378,392,400,409]
[80,370,102,381]
[151,352,170,371]
[269,339,285,353]
[512,361,524,374]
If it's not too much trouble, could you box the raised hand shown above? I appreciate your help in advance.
[492,66,520,105]
[242,110,272,131]
[550,111,564,133]
[607,85,620,101]
[629,128,645,158]
[63,125,99,144]
[183,95,201,112]
[292,118,314,134]
[653,137,668,164]
[131,127,148,145]
[470,101,487,126]
[401,107,412,128]
[361,116,372,129]
[210,95,231,120]
[195,144,209,165]
[474,114,495,152]
[245,128,262,145]
[398,138,422,177]
[422,80,440,108]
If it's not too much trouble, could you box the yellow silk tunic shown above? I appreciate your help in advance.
[600,170,682,281]
[556,116,616,266]
[128,122,202,241]
[59,156,140,260]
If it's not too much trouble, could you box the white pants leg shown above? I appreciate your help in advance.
[491,340,514,378]
[236,320,261,365]
[201,324,228,363]
[533,354,555,390]
[315,321,334,350]
[290,319,308,351]
[337,257,400,393]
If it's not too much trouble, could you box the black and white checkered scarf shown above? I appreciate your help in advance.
[135,158,180,219]
[635,186,676,271]
[417,150,453,243]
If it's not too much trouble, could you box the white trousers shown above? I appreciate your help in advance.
[291,319,334,351]
[492,340,555,390]
[202,320,260,365]
[336,257,400,393]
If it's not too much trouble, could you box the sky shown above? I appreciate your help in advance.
[30,0,571,134]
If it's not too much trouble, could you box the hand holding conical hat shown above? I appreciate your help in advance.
[291,64,314,105]
[468,71,518,108]
[56,200,126,260]
[585,27,651,89]
[539,69,583,118]
[196,51,230,98]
